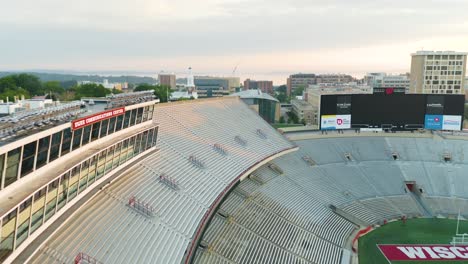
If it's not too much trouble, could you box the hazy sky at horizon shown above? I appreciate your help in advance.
[1,0,468,84]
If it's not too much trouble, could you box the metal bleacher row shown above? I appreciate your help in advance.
[27,98,468,264]
[29,97,295,264]
[195,135,468,264]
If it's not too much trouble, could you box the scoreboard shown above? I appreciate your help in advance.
[320,94,464,131]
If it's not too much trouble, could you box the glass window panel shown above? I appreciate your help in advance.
[81,125,91,146]
[100,119,109,138]
[0,154,4,187]
[123,111,131,128]
[61,128,72,155]
[21,157,35,177]
[49,131,62,162]
[108,117,116,135]
[91,122,100,141]
[136,107,143,124]
[142,106,149,121]
[72,128,83,150]
[130,109,137,126]
[4,148,21,187]
[68,182,78,200]
[115,115,124,132]
[1,210,16,260]
[146,129,154,150]
[36,136,51,170]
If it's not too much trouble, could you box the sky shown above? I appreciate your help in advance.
[1,0,468,84]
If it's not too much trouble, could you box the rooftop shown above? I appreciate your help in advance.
[0,91,156,146]
[412,50,468,56]
[230,89,279,102]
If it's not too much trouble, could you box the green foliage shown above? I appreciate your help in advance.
[300,118,306,125]
[134,84,172,103]
[276,85,287,93]
[0,88,30,102]
[0,74,41,101]
[13,73,43,95]
[286,111,299,124]
[74,83,111,99]
[111,88,123,94]
[279,116,285,123]
[43,81,65,94]
[293,85,305,96]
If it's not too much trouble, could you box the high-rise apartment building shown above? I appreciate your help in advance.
[158,74,176,90]
[243,79,274,94]
[410,51,467,94]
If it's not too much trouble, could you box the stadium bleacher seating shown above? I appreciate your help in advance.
[27,98,468,264]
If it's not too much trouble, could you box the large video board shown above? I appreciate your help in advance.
[320,94,464,131]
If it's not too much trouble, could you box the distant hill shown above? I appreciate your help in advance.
[0,72,157,85]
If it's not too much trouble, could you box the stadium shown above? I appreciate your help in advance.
[1,91,468,264]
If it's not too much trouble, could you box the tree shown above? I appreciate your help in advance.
[134,84,172,103]
[293,85,305,96]
[111,88,123,94]
[0,88,30,102]
[301,118,306,125]
[286,111,299,124]
[279,116,285,123]
[0,76,17,93]
[13,73,43,95]
[74,83,111,99]
[276,85,287,93]
[43,81,65,94]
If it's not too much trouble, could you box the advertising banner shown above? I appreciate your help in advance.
[424,115,443,130]
[72,107,125,130]
[442,115,462,131]
[321,115,351,130]
[378,245,468,261]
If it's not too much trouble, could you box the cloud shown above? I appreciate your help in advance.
[1,0,467,81]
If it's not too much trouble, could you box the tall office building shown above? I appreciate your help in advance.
[158,74,176,90]
[243,79,274,94]
[410,51,467,94]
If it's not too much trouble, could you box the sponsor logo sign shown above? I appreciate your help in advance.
[442,115,462,131]
[72,107,125,130]
[321,115,351,130]
[378,245,468,261]
[424,115,443,130]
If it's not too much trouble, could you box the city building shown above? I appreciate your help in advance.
[287,74,317,96]
[243,79,274,94]
[194,76,240,98]
[0,96,55,116]
[300,83,372,125]
[315,74,355,84]
[365,72,410,92]
[291,99,316,125]
[158,74,176,90]
[410,50,467,94]
[287,73,355,96]
[230,89,280,123]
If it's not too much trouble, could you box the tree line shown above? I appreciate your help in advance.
[0,73,173,103]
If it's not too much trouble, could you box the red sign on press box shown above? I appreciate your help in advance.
[378,245,468,261]
[71,107,125,130]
